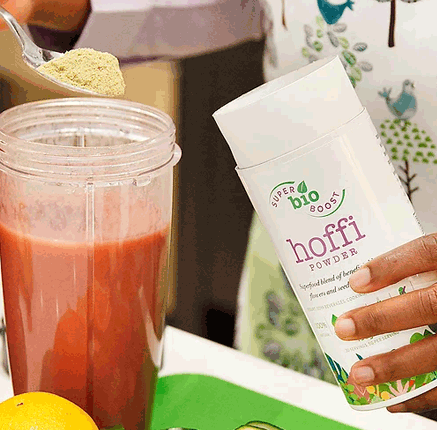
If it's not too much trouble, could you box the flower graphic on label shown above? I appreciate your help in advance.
[326,336,437,407]
[387,379,409,397]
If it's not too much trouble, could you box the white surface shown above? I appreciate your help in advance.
[0,335,11,404]
[0,372,11,404]
[162,327,437,430]
[1,326,436,429]
[213,56,363,168]
[0,274,10,404]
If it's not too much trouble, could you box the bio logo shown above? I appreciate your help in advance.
[270,180,345,217]
[288,181,319,210]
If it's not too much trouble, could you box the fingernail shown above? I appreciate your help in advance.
[352,366,375,385]
[334,317,356,338]
[349,266,371,291]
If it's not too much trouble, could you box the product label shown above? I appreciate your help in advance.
[238,114,437,409]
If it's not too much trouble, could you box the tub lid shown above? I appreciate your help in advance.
[213,56,363,169]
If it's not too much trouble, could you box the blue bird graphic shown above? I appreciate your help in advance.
[317,0,354,25]
[378,80,417,121]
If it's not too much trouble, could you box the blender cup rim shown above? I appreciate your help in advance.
[0,97,175,152]
[0,98,180,182]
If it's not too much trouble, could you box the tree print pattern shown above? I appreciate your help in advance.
[375,0,423,48]
[379,119,434,201]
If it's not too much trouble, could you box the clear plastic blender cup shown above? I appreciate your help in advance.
[0,98,181,429]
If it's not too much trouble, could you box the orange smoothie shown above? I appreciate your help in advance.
[0,222,169,429]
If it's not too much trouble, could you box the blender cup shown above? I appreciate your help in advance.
[0,98,181,429]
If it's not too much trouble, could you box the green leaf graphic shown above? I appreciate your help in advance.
[313,41,323,52]
[342,50,356,66]
[302,47,310,57]
[331,314,338,326]
[316,15,324,29]
[410,332,423,344]
[297,181,308,194]
[338,37,349,49]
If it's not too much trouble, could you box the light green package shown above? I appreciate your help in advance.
[236,213,335,384]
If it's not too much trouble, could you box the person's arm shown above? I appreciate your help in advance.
[75,0,263,61]
[1,0,263,61]
[335,234,437,413]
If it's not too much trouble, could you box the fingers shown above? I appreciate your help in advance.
[349,234,437,293]
[0,0,90,33]
[347,336,437,413]
[335,284,437,340]
[0,0,34,31]
[388,389,437,413]
[348,335,437,387]
[335,285,437,413]
[337,234,437,413]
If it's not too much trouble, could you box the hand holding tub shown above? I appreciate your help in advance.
[336,235,437,413]
[214,57,437,411]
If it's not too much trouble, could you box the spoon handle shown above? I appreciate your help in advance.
[0,6,62,67]
[0,7,35,51]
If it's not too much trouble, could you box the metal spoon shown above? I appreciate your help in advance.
[0,6,102,96]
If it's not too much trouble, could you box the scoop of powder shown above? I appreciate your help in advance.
[37,48,126,96]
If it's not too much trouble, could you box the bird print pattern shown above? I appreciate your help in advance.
[378,80,417,121]
[378,80,436,202]
[281,0,354,29]
[317,0,354,25]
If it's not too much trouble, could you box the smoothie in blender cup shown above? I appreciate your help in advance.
[0,98,180,429]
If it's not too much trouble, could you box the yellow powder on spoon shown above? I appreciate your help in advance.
[37,48,126,97]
